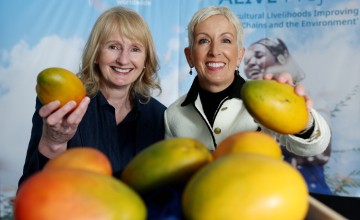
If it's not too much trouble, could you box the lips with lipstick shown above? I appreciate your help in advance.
[206,62,225,69]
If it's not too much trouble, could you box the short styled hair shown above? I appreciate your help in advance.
[187,6,244,49]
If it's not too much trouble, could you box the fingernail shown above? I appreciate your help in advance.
[69,101,77,107]
[52,100,61,106]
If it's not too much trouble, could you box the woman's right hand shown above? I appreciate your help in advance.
[38,97,90,158]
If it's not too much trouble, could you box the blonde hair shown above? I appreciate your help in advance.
[78,6,161,102]
[187,6,244,49]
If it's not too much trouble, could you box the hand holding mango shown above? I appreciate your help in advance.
[36,67,86,107]
[241,72,311,134]
[35,68,90,159]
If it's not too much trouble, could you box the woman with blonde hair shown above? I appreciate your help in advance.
[19,6,166,186]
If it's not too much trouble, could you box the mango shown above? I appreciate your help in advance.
[182,154,308,220]
[241,80,308,134]
[36,67,86,107]
[15,169,146,220]
[213,131,282,160]
[121,138,212,194]
[43,147,112,176]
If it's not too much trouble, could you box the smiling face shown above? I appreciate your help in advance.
[185,15,244,92]
[243,43,276,80]
[97,31,146,92]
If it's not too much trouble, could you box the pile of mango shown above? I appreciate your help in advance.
[14,147,146,220]
[15,133,309,220]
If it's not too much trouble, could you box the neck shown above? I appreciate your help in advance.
[100,86,132,124]
[199,79,233,93]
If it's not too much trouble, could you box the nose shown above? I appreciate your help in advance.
[116,50,130,64]
[208,42,221,56]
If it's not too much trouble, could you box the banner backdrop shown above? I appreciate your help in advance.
[1,0,359,217]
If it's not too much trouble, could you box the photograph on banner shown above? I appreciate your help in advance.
[243,37,332,195]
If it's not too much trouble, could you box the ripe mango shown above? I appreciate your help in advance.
[182,154,308,220]
[43,147,112,176]
[15,169,146,220]
[213,131,282,160]
[241,80,308,134]
[121,138,212,194]
[36,67,86,107]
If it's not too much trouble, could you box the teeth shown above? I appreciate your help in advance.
[207,63,224,68]
[113,67,130,73]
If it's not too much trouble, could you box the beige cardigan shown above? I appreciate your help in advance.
[164,94,331,156]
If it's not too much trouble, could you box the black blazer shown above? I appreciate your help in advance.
[18,92,166,186]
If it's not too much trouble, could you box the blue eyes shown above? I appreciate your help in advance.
[131,48,141,52]
[223,39,231,43]
[109,45,141,52]
[109,45,119,50]
[199,39,209,44]
[197,39,232,44]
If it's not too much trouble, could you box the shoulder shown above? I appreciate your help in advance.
[147,97,166,110]
[148,97,166,109]
[165,94,188,117]
[136,96,166,114]
[167,94,187,110]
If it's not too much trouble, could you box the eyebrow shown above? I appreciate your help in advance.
[194,32,235,37]
[104,40,144,48]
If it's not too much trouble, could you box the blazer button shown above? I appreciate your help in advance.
[214,127,221,134]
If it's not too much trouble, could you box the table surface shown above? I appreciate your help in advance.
[310,193,360,219]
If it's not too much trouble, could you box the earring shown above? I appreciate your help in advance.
[235,66,240,75]
[189,67,193,75]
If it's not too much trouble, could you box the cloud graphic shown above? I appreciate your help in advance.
[88,0,109,12]
[0,35,84,191]
[164,38,180,64]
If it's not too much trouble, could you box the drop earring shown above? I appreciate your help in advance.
[235,66,240,75]
[189,67,193,75]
